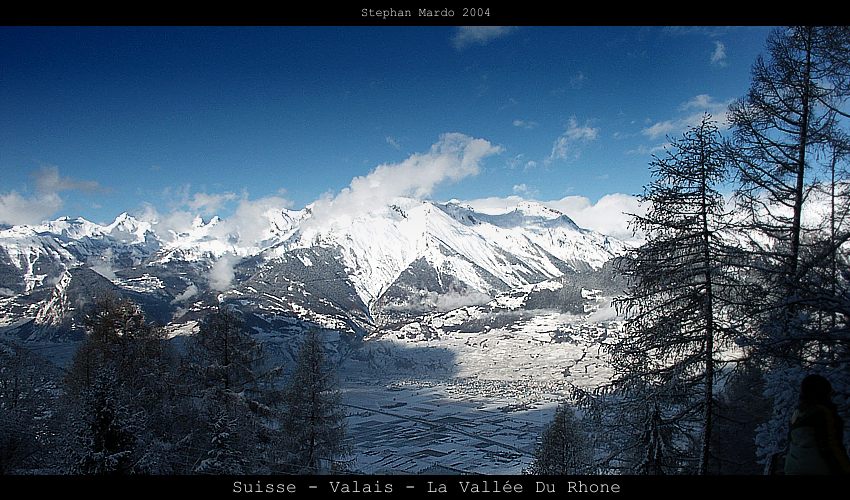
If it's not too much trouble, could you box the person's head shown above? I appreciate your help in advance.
[800,374,833,405]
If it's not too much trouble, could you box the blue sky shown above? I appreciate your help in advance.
[0,26,774,236]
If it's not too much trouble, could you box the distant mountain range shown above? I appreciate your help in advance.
[0,197,627,352]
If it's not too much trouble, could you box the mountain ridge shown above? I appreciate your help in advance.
[0,198,628,343]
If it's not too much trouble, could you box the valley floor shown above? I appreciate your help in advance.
[342,378,556,474]
[340,315,619,474]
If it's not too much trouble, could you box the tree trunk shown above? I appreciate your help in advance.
[698,129,715,475]
[787,27,813,303]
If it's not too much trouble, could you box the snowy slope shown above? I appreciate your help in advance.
[275,198,625,310]
[0,225,78,293]
[0,197,626,341]
[154,208,306,263]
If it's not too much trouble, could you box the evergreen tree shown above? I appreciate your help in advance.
[709,363,771,474]
[184,305,269,398]
[69,368,137,475]
[282,329,351,474]
[182,306,280,474]
[581,380,686,474]
[728,26,850,468]
[729,26,850,357]
[609,116,733,474]
[528,404,590,474]
[0,341,61,474]
[63,295,185,474]
[194,410,246,475]
[66,295,173,405]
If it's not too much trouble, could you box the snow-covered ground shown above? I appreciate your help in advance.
[341,302,621,474]
[343,379,559,474]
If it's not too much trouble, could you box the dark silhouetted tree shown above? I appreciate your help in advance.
[69,368,137,475]
[528,404,591,474]
[282,329,351,474]
[184,306,267,396]
[194,410,247,475]
[64,295,183,474]
[728,26,850,468]
[0,341,61,474]
[609,116,734,474]
[709,363,772,474]
[182,305,281,473]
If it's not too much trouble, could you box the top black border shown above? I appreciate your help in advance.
[0,5,830,26]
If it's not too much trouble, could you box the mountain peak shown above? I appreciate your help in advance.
[512,201,581,229]
[105,212,154,245]
[36,216,102,239]
[108,212,144,228]
[514,200,562,219]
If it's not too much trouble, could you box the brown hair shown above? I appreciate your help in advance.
[800,374,833,406]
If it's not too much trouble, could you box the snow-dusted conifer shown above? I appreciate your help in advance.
[184,305,268,397]
[63,295,185,474]
[609,116,733,474]
[0,341,61,473]
[69,367,137,475]
[528,404,590,474]
[281,329,351,474]
[194,410,246,475]
[728,26,850,469]
[182,305,281,473]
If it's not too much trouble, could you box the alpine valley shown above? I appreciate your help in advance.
[0,196,629,473]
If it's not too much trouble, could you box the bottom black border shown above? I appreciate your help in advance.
[0,475,838,498]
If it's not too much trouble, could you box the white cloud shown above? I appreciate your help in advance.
[90,263,116,280]
[141,193,293,247]
[210,253,239,291]
[563,120,599,141]
[0,191,63,226]
[387,289,491,313]
[586,298,617,322]
[452,26,517,50]
[185,191,238,214]
[711,41,728,67]
[137,205,194,241]
[512,119,538,129]
[546,194,645,242]
[88,248,116,280]
[210,195,293,248]
[386,136,401,150]
[163,185,238,215]
[306,133,502,228]
[512,183,536,196]
[507,154,537,170]
[463,193,645,243]
[34,165,102,194]
[642,120,679,140]
[461,195,527,214]
[171,283,198,303]
[548,117,599,163]
[0,166,102,226]
[642,94,732,140]
[139,192,293,294]
[679,94,717,111]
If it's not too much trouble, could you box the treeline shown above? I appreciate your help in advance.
[531,26,850,475]
[0,297,351,475]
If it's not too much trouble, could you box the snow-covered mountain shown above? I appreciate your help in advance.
[0,198,627,343]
